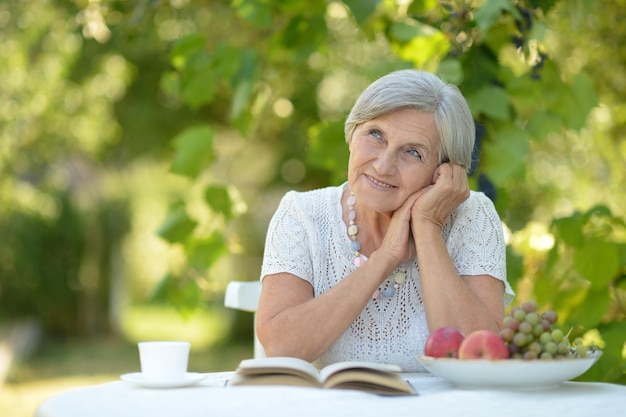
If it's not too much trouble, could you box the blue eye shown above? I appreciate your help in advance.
[368,129,383,140]
[408,149,422,159]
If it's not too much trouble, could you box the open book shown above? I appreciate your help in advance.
[226,357,416,396]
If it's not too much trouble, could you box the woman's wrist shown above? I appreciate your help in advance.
[367,250,403,278]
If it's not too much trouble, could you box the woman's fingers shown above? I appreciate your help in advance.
[379,193,419,264]
[413,163,469,227]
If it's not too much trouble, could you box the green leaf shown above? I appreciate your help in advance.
[390,24,449,68]
[179,51,214,109]
[204,185,234,220]
[307,120,349,184]
[582,322,626,383]
[157,204,197,244]
[551,285,588,322]
[407,0,439,15]
[230,49,258,120]
[149,273,204,314]
[473,0,520,34]
[467,85,510,120]
[527,110,563,141]
[571,72,599,121]
[573,240,620,290]
[529,0,559,13]
[460,45,500,91]
[582,205,613,222]
[505,245,524,291]
[342,0,380,24]
[187,232,228,271]
[389,21,423,42]
[482,128,529,184]
[169,33,207,70]
[552,213,585,247]
[436,58,463,84]
[232,0,273,28]
[277,14,328,62]
[564,288,611,330]
[170,126,215,178]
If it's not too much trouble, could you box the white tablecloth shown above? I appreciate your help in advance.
[35,372,626,417]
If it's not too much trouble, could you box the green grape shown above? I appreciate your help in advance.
[513,308,526,322]
[500,327,514,342]
[503,316,519,331]
[518,321,533,334]
[533,323,544,336]
[544,341,558,355]
[539,332,552,345]
[528,341,542,354]
[523,351,538,360]
[557,341,570,355]
[540,352,553,360]
[513,332,528,347]
[551,328,564,343]
[526,312,541,325]
[575,344,588,357]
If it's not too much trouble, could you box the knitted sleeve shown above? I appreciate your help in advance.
[260,191,314,284]
[444,191,514,305]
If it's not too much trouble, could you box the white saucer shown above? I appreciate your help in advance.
[120,372,207,388]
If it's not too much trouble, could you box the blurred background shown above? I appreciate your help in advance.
[1,1,624,415]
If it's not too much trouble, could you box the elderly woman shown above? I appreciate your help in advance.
[256,69,514,371]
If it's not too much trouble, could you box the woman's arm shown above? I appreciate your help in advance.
[414,222,505,334]
[411,163,505,334]
[256,249,397,361]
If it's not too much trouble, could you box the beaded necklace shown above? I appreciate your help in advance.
[346,188,407,300]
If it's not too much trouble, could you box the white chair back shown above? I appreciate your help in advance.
[224,281,265,358]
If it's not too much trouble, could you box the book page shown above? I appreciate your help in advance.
[319,361,402,381]
[236,357,322,385]
[319,361,415,396]
[227,372,321,388]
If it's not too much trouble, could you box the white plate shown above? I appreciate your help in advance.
[120,372,207,388]
[416,350,602,390]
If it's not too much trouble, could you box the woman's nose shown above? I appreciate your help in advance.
[373,148,396,175]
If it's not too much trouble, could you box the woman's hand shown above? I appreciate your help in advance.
[411,163,470,228]
[377,193,419,265]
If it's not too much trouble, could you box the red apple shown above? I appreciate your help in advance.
[458,330,510,360]
[424,327,465,358]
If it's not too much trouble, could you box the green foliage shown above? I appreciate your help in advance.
[157,202,198,244]
[529,206,626,382]
[1,0,624,384]
[474,0,521,34]
[170,126,216,178]
[149,273,205,317]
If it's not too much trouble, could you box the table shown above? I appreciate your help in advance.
[35,372,626,417]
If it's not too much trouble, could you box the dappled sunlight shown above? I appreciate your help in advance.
[1,375,114,417]
[511,221,555,254]
[120,305,231,349]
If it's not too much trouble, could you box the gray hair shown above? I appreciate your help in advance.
[344,69,475,171]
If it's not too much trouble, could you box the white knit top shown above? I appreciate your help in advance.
[260,183,514,371]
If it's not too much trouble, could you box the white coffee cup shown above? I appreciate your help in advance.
[138,341,190,382]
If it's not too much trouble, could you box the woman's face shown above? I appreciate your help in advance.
[347,108,440,215]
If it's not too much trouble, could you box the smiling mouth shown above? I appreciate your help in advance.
[365,174,395,189]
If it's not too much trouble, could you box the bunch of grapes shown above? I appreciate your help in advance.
[499,301,589,360]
